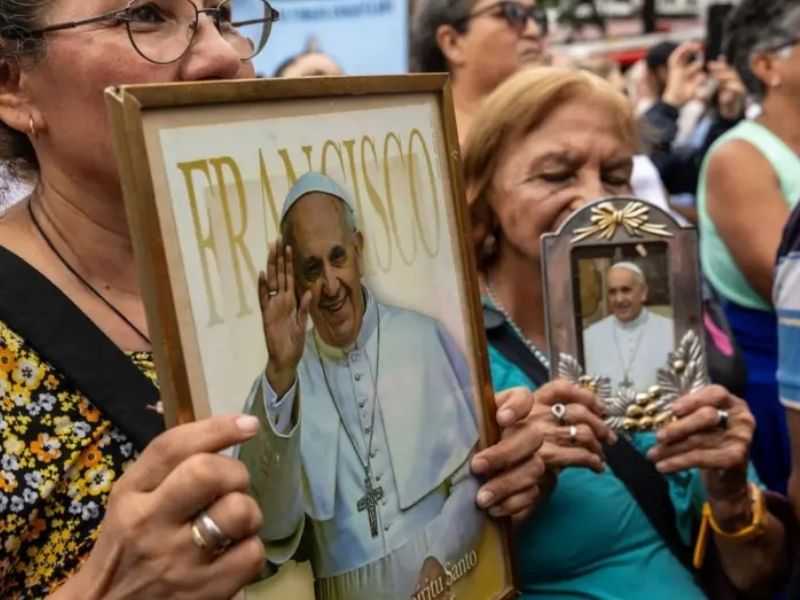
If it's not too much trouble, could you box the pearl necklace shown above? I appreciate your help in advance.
[484,280,551,370]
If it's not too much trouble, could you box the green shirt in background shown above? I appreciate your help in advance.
[697,120,800,311]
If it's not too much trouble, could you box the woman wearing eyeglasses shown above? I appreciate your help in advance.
[697,0,800,495]
[0,2,548,598]
[411,0,548,144]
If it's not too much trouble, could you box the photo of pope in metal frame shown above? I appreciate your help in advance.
[105,76,515,600]
[541,198,708,434]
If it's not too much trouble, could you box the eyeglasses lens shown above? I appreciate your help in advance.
[126,0,273,64]
[501,3,548,35]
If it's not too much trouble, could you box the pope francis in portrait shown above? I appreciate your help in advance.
[583,262,674,392]
[237,173,483,600]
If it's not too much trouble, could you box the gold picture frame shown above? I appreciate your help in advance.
[105,75,515,600]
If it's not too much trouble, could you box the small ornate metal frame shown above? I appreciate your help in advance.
[541,198,708,434]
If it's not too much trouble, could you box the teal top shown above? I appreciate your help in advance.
[697,120,800,310]
[489,347,707,599]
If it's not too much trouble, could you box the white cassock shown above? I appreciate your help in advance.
[583,309,675,391]
[238,288,483,600]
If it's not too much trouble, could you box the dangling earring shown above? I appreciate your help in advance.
[28,116,38,140]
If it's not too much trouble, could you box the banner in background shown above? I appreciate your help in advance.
[249,0,409,77]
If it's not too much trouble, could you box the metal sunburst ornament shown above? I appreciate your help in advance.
[572,201,674,243]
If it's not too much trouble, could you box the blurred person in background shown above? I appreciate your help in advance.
[643,40,747,201]
[273,38,342,77]
[775,204,800,521]
[577,55,680,221]
[462,66,793,600]
[697,0,800,494]
[626,58,659,116]
[411,0,548,143]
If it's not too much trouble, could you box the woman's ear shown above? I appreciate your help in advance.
[470,194,500,264]
[750,50,782,90]
[436,24,467,69]
[0,58,43,140]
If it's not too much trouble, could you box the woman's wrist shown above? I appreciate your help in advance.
[702,466,754,532]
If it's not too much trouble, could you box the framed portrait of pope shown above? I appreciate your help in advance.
[542,198,707,435]
[105,76,515,600]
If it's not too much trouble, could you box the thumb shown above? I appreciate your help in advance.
[297,290,312,330]
[257,271,270,319]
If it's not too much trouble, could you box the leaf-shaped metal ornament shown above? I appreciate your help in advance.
[557,331,708,434]
[556,352,616,421]
[656,330,708,404]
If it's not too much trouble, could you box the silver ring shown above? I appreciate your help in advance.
[551,403,568,426]
[569,425,578,445]
[716,409,730,431]
[267,289,278,298]
[191,511,231,555]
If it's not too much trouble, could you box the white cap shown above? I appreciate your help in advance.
[609,261,645,283]
[280,172,355,225]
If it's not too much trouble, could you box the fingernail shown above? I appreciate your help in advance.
[488,506,504,518]
[476,489,495,508]
[609,431,618,444]
[497,408,515,426]
[646,449,656,460]
[236,415,259,435]
[656,461,668,473]
[471,456,489,474]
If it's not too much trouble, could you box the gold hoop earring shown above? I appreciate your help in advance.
[28,116,38,140]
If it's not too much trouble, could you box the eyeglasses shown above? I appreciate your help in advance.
[30,0,280,65]
[763,34,800,55]
[455,1,548,35]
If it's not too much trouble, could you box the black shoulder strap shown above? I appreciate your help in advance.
[483,307,697,574]
[604,439,694,571]
[0,246,164,451]
[484,307,549,387]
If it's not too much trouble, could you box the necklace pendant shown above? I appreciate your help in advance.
[357,475,385,537]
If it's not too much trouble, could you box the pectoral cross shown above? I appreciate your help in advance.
[621,374,633,389]
[357,475,384,537]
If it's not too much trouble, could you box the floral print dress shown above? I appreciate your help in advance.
[0,319,158,599]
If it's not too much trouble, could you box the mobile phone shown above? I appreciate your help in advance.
[706,3,734,64]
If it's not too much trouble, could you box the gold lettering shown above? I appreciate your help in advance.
[359,135,392,272]
[383,132,417,266]
[177,159,224,327]
[277,145,314,187]
[258,149,281,240]
[209,156,258,318]
[320,139,347,182]
[408,129,441,257]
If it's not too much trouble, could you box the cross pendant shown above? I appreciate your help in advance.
[356,475,385,537]
[621,374,633,389]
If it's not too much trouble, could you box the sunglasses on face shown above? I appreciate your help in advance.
[456,1,549,35]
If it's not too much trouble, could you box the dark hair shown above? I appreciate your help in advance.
[725,0,800,99]
[273,53,299,77]
[644,41,677,71]
[0,0,49,177]
[410,0,475,73]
